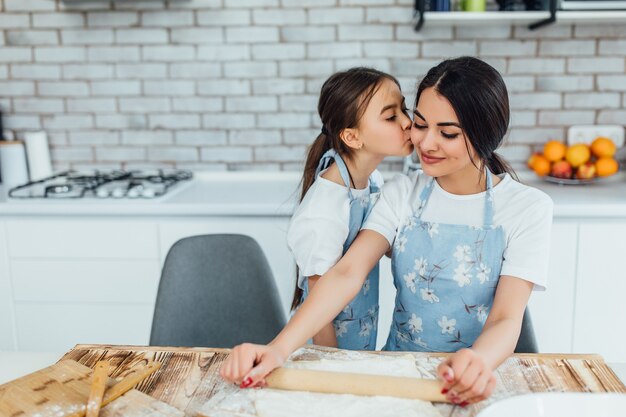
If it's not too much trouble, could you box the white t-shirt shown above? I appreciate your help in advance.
[363,171,553,291]
[287,169,384,289]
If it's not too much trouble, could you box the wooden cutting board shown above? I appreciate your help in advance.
[0,359,182,417]
[59,344,626,417]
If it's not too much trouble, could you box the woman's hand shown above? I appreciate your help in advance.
[437,348,496,406]
[219,343,286,388]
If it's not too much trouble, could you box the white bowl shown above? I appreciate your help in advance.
[477,393,626,417]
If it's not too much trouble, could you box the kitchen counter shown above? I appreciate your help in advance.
[0,171,625,217]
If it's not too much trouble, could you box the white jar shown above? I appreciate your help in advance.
[0,140,29,190]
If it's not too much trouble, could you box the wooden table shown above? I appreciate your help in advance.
[60,344,626,417]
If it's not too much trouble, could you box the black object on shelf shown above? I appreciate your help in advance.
[528,0,557,29]
[0,106,4,141]
[414,0,426,31]
[413,0,558,31]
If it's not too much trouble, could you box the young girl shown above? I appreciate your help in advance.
[221,57,553,406]
[288,67,413,350]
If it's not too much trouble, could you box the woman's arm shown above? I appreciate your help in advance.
[437,276,533,406]
[220,230,390,386]
[307,275,338,347]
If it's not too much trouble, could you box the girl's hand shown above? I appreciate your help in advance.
[219,343,286,388]
[437,348,496,407]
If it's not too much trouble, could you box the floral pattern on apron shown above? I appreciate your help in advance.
[384,171,506,352]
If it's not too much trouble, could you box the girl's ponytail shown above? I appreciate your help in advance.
[290,131,332,311]
[300,131,331,202]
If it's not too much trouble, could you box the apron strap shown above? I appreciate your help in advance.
[415,175,435,219]
[315,148,354,199]
[483,169,496,228]
[415,169,496,227]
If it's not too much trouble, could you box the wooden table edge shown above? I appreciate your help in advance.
[66,344,608,361]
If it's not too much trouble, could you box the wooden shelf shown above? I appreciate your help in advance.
[422,10,626,25]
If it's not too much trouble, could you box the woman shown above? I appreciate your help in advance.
[221,56,553,407]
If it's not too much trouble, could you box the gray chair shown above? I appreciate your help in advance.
[514,308,538,353]
[150,234,287,348]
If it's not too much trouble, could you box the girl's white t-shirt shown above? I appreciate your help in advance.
[363,171,554,291]
[287,169,383,289]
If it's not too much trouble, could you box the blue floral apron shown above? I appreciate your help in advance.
[384,171,505,352]
[301,149,381,350]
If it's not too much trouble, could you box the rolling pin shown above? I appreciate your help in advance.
[265,367,449,403]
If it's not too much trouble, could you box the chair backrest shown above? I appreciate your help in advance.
[514,308,538,353]
[150,234,287,348]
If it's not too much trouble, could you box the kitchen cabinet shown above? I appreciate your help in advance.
[0,222,16,350]
[527,222,578,354]
[574,223,626,363]
[3,219,161,351]
[6,220,159,259]
[0,216,294,352]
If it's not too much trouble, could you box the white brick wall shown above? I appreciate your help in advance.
[0,2,624,171]
[38,81,89,97]
[64,64,113,79]
[176,130,228,146]
[33,12,84,28]
[7,30,59,45]
[117,28,168,44]
[120,98,170,113]
[12,64,61,79]
[14,98,63,113]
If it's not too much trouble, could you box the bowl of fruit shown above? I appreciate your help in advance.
[528,126,622,185]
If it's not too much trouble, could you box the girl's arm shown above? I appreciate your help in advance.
[307,275,338,347]
[220,230,390,386]
[437,276,533,406]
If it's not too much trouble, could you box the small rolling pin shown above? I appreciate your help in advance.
[265,368,449,403]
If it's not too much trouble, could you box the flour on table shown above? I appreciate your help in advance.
[253,389,441,417]
[283,354,422,377]
[198,349,443,417]
[253,355,442,417]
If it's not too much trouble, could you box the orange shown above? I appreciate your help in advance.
[595,157,619,177]
[590,137,617,158]
[565,143,591,168]
[543,140,566,162]
[528,153,551,177]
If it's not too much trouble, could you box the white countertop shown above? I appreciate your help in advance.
[0,171,625,218]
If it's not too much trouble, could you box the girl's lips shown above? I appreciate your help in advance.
[420,153,445,164]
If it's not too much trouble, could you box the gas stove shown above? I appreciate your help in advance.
[7,169,192,199]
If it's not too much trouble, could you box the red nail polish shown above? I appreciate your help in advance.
[239,377,252,388]
[460,402,469,408]
[441,388,449,394]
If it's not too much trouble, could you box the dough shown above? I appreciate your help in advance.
[284,354,422,377]
[253,355,442,417]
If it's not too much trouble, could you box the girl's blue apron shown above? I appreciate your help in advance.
[301,149,381,350]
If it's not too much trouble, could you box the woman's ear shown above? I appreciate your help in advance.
[339,128,363,150]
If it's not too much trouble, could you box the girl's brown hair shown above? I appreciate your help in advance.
[291,67,401,311]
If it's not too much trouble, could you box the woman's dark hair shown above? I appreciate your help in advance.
[291,67,401,311]
[415,56,517,180]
